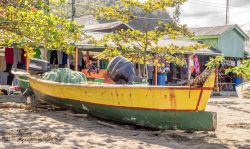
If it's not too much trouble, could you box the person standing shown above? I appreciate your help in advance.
[147,64,153,85]
[5,47,14,85]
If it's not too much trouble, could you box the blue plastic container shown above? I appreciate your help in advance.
[233,77,242,91]
[157,73,166,86]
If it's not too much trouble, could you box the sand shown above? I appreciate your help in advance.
[0,97,249,149]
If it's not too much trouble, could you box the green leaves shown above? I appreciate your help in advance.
[205,56,225,70]
[95,0,207,71]
[122,0,187,12]
[96,6,133,23]
[226,59,250,80]
[0,0,83,57]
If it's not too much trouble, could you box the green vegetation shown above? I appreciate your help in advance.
[95,0,206,77]
[226,59,250,80]
[205,56,225,70]
[0,0,82,57]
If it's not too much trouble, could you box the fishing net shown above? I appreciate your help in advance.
[42,68,87,84]
[189,69,213,87]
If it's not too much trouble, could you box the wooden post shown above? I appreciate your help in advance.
[26,57,30,72]
[86,51,90,64]
[216,67,219,92]
[154,66,158,85]
[75,47,78,71]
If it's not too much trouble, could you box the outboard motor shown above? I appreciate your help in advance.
[107,56,136,84]
[29,58,51,74]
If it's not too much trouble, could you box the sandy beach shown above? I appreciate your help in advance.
[0,97,249,149]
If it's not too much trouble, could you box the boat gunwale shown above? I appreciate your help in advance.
[16,76,29,83]
[28,75,212,90]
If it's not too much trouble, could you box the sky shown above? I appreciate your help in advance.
[179,0,250,32]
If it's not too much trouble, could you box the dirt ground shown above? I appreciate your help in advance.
[0,97,249,149]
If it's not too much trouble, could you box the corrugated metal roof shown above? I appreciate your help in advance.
[158,37,221,55]
[84,21,133,32]
[158,37,197,47]
[189,25,234,36]
[72,15,99,26]
[189,24,249,40]
[77,32,220,55]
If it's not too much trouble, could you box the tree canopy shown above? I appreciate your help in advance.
[0,0,82,57]
[95,0,206,76]
[50,0,171,31]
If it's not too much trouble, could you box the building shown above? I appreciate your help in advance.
[189,25,249,92]
[189,25,249,58]
[76,21,220,85]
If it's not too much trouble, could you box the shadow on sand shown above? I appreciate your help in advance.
[0,103,230,149]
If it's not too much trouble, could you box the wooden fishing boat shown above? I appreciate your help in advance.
[28,72,217,131]
[11,69,30,93]
[236,82,250,99]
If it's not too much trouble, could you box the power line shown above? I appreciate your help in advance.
[189,1,226,8]
[241,22,250,27]
[195,0,226,7]
[189,0,250,10]
[195,0,243,8]
[136,16,172,21]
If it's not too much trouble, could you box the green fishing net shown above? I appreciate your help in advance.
[42,68,87,84]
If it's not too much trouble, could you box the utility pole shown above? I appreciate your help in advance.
[71,0,77,71]
[71,0,76,21]
[226,0,229,25]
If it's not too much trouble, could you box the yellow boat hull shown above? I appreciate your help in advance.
[28,73,215,112]
[28,72,216,130]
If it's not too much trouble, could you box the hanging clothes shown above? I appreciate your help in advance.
[5,47,14,65]
[50,50,58,65]
[13,48,21,68]
[20,49,26,64]
[193,55,200,74]
[0,72,8,85]
[0,55,6,71]
[78,51,83,67]
[4,47,15,85]
[57,51,63,65]
[62,52,68,65]
[34,48,42,59]
[47,50,51,62]
[20,49,26,70]
[68,55,74,69]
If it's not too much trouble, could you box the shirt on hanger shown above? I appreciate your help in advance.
[50,50,58,65]
[13,48,21,68]
[0,55,6,71]
[20,49,26,65]
[5,47,14,64]
[62,52,68,65]
[34,48,42,59]
[57,51,63,65]
[78,51,83,66]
